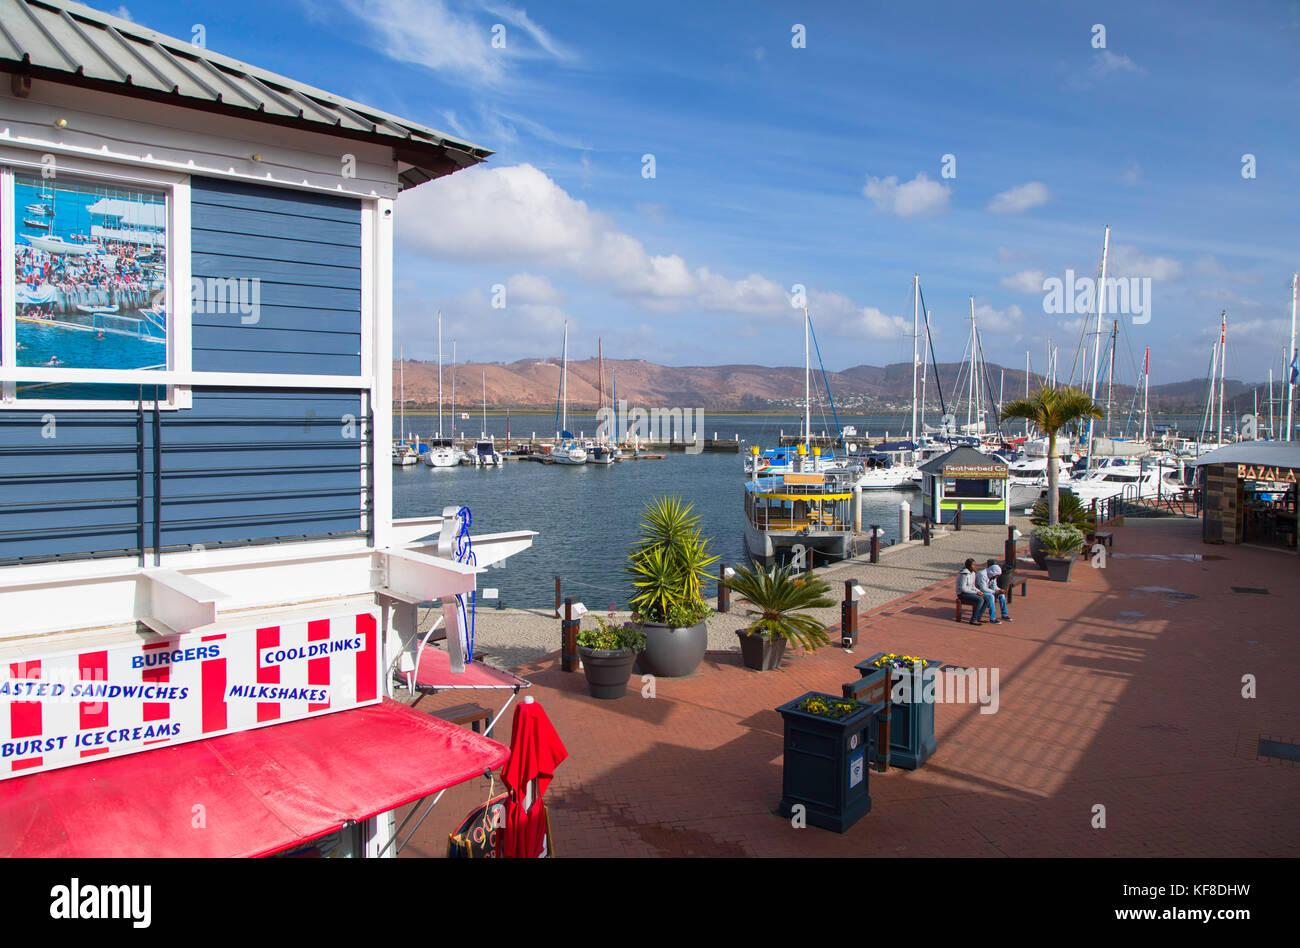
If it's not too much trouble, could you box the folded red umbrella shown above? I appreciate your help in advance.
[498,700,567,858]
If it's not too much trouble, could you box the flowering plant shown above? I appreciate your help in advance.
[871,653,928,670]
[795,694,867,720]
[576,613,646,653]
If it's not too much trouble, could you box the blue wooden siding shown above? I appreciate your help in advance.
[0,177,369,563]
[0,388,366,562]
[190,176,362,376]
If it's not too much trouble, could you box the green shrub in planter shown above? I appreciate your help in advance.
[576,616,647,700]
[1033,524,1086,557]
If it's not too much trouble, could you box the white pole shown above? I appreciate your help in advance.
[451,340,456,439]
[436,311,443,439]
[1086,226,1110,471]
[1025,350,1031,438]
[804,307,811,453]
[1217,312,1226,444]
[911,274,919,444]
[1287,273,1297,441]
[967,297,976,431]
[399,344,405,442]
[1269,367,1275,439]
[1142,346,1149,442]
[1201,337,1219,445]
[561,320,568,437]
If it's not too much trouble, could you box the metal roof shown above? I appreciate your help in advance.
[1190,442,1300,469]
[0,0,491,189]
[918,445,1008,475]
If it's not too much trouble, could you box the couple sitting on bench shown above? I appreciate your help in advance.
[956,558,1011,625]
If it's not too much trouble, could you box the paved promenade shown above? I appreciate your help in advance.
[398,517,1299,858]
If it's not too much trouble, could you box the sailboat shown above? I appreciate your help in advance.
[424,312,461,468]
[544,321,587,465]
[585,339,616,464]
[393,345,419,466]
[855,276,925,490]
[473,369,503,467]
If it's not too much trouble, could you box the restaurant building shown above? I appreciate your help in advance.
[0,0,534,856]
[1192,443,1299,551]
[918,445,1010,526]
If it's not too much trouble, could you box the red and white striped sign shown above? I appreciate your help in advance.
[0,610,380,780]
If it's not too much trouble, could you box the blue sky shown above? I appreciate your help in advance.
[96,0,1300,384]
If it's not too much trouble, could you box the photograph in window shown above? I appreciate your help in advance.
[12,172,167,373]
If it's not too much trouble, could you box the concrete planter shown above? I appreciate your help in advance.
[578,645,637,699]
[1044,556,1075,582]
[737,630,787,671]
[636,620,707,677]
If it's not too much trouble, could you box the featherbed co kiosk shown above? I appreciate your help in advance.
[919,447,1010,526]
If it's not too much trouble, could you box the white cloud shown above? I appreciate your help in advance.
[111,5,133,20]
[988,181,1050,214]
[1094,50,1140,76]
[1121,161,1142,187]
[973,302,1025,334]
[1000,269,1047,294]
[398,163,907,333]
[1108,244,1182,282]
[862,173,950,217]
[340,0,570,86]
[1194,255,1259,284]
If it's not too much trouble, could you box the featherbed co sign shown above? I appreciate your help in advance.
[0,611,380,780]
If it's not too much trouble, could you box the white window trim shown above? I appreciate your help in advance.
[0,147,191,410]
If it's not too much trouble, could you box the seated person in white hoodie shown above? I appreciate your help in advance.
[956,558,986,623]
[977,559,1011,624]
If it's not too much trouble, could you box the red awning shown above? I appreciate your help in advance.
[415,646,531,691]
[0,698,508,858]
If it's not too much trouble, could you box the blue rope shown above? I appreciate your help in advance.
[453,506,477,663]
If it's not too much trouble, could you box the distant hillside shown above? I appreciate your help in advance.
[393,356,1260,414]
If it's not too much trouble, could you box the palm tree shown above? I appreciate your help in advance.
[723,563,835,650]
[999,385,1104,525]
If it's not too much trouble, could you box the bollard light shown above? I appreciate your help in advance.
[481,588,499,600]
[850,584,866,602]
[572,602,588,617]
[723,567,736,579]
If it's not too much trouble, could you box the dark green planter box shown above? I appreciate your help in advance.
[776,692,879,833]
[856,654,940,770]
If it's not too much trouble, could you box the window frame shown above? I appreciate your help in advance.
[0,148,191,411]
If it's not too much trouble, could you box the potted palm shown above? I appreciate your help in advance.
[1034,525,1086,581]
[724,563,834,671]
[999,385,1104,527]
[1029,489,1095,567]
[626,496,718,677]
[576,615,647,699]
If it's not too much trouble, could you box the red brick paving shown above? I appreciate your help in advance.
[398,519,1300,857]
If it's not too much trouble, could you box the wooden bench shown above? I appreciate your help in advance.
[430,702,492,736]
[955,597,981,622]
[1093,530,1113,548]
[1003,574,1030,602]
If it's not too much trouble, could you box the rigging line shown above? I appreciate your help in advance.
[917,283,947,416]
[807,313,845,445]
[974,327,1005,438]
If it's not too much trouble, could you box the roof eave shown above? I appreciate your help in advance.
[0,61,491,189]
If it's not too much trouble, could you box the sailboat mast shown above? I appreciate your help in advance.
[1288,273,1298,441]
[1142,347,1150,442]
[1105,320,1117,436]
[1086,226,1110,470]
[598,338,605,442]
[451,340,456,438]
[1025,350,1031,438]
[804,307,811,452]
[1201,337,1219,445]
[561,321,569,437]
[967,297,976,431]
[911,274,919,444]
[482,368,487,437]
[436,311,443,438]
[1269,367,1275,439]
[399,344,406,441]
[1217,311,1227,443]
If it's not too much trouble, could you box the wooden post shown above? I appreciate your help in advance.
[718,563,730,614]
[1091,497,1099,526]
[840,579,858,648]
[554,575,562,617]
[561,596,579,672]
[922,518,931,546]
[804,547,815,575]
[954,503,963,531]
[869,526,880,564]
[1005,526,1017,566]
[875,689,892,773]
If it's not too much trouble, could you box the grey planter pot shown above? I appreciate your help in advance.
[637,620,708,677]
[737,630,787,671]
[1044,555,1075,582]
[578,645,637,699]
[1029,533,1048,569]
